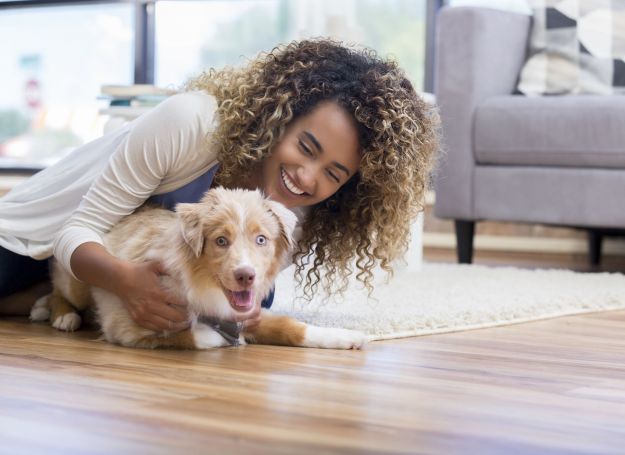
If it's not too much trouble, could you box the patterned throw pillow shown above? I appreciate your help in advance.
[517,0,625,95]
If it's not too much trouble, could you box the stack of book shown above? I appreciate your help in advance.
[99,84,177,107]
[99,85,177,133]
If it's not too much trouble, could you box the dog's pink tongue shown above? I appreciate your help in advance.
[231,290,254,309]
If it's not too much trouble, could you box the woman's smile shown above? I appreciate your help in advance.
[280,167,307,196]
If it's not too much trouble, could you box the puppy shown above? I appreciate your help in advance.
[30,188,367,350]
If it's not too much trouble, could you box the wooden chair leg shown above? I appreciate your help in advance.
[588,229,603,266]
[455,220,475,264]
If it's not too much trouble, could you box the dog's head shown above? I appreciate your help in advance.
[174,187,297,319]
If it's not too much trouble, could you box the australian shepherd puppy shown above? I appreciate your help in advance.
[30,188,366,350]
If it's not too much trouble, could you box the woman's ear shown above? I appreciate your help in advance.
[175,203,204,257]
[264,200,298,251]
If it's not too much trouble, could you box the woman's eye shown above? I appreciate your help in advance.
[256,235,267,246]
[216,236,229,247]
[298,139,313,156]
[327,171,339,183]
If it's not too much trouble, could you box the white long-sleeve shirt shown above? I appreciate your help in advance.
[0,91,220,276]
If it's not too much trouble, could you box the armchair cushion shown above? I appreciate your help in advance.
[517,1,625,96]
[474,95,625,169]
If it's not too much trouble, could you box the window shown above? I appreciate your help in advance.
[1,0,433,171]
[0,3,134,169]
[155,0,427,91]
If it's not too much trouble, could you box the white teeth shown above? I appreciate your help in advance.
[281,169,305,195]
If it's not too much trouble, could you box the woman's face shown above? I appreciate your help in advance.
[257,101,361,209]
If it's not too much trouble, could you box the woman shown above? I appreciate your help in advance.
[0,39,439,332]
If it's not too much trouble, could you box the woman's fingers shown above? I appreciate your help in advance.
[148,260,169,277]
[127,297,189,331]
[163,292,187,309]
[242,314,262,331]
[134,320,163,333]
[145,313,190,332]
[146,297,190,328]
[156,299,189,323]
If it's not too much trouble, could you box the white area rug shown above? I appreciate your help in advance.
[272,263,625,341]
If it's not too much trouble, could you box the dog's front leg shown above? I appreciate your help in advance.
[133,323,233,350]
[243,310,367,350]
[190,322,235,349]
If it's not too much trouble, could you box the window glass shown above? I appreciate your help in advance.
[155,0,426,91]
[0,4,134,169]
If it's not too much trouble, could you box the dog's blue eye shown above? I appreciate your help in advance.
[216,236,228,247]
[256,235,267,246]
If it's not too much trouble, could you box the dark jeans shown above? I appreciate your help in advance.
[0,246,50,298]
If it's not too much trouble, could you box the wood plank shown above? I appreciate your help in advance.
[2,308,625,454]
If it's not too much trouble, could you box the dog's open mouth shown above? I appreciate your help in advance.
[225,289,255,312]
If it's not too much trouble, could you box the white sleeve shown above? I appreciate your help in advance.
[53,91,215,278]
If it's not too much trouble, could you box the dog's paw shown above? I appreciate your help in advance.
[192,323,232,349]
[52,313,82,332]
[303,326,368,350]
[29,295,51,322]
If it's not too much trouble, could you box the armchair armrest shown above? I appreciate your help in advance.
[434,6,530,220]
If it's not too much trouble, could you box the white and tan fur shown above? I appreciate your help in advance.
[31,188,367,350]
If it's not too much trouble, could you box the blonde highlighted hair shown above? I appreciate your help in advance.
[186,38,439,298]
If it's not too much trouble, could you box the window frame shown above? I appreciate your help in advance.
[0,0,154,83]
[0,0,140,173]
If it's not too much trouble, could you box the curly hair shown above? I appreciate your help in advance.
[186,38,439,298]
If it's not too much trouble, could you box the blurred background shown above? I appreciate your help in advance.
[5,0,619,269]
[0,0,432,170]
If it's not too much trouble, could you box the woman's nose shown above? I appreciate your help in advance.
[296,166,316,194]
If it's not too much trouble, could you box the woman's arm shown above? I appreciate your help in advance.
[54,91,217,275]
[70,243,189,332]
[54,92,218,331]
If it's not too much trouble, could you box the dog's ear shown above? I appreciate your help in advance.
[264,200,298,251]
[175,203,204,257]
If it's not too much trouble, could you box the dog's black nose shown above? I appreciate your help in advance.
[234,266,255,287]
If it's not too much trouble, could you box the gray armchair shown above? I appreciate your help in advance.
[433,6,625,264]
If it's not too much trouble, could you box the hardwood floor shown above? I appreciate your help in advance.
[1,250,625,454]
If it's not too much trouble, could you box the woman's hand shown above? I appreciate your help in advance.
[118,260,190,332]
[71,243,189,332]
[239,304,262,331]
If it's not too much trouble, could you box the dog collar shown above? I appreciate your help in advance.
[198,316,242,346]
